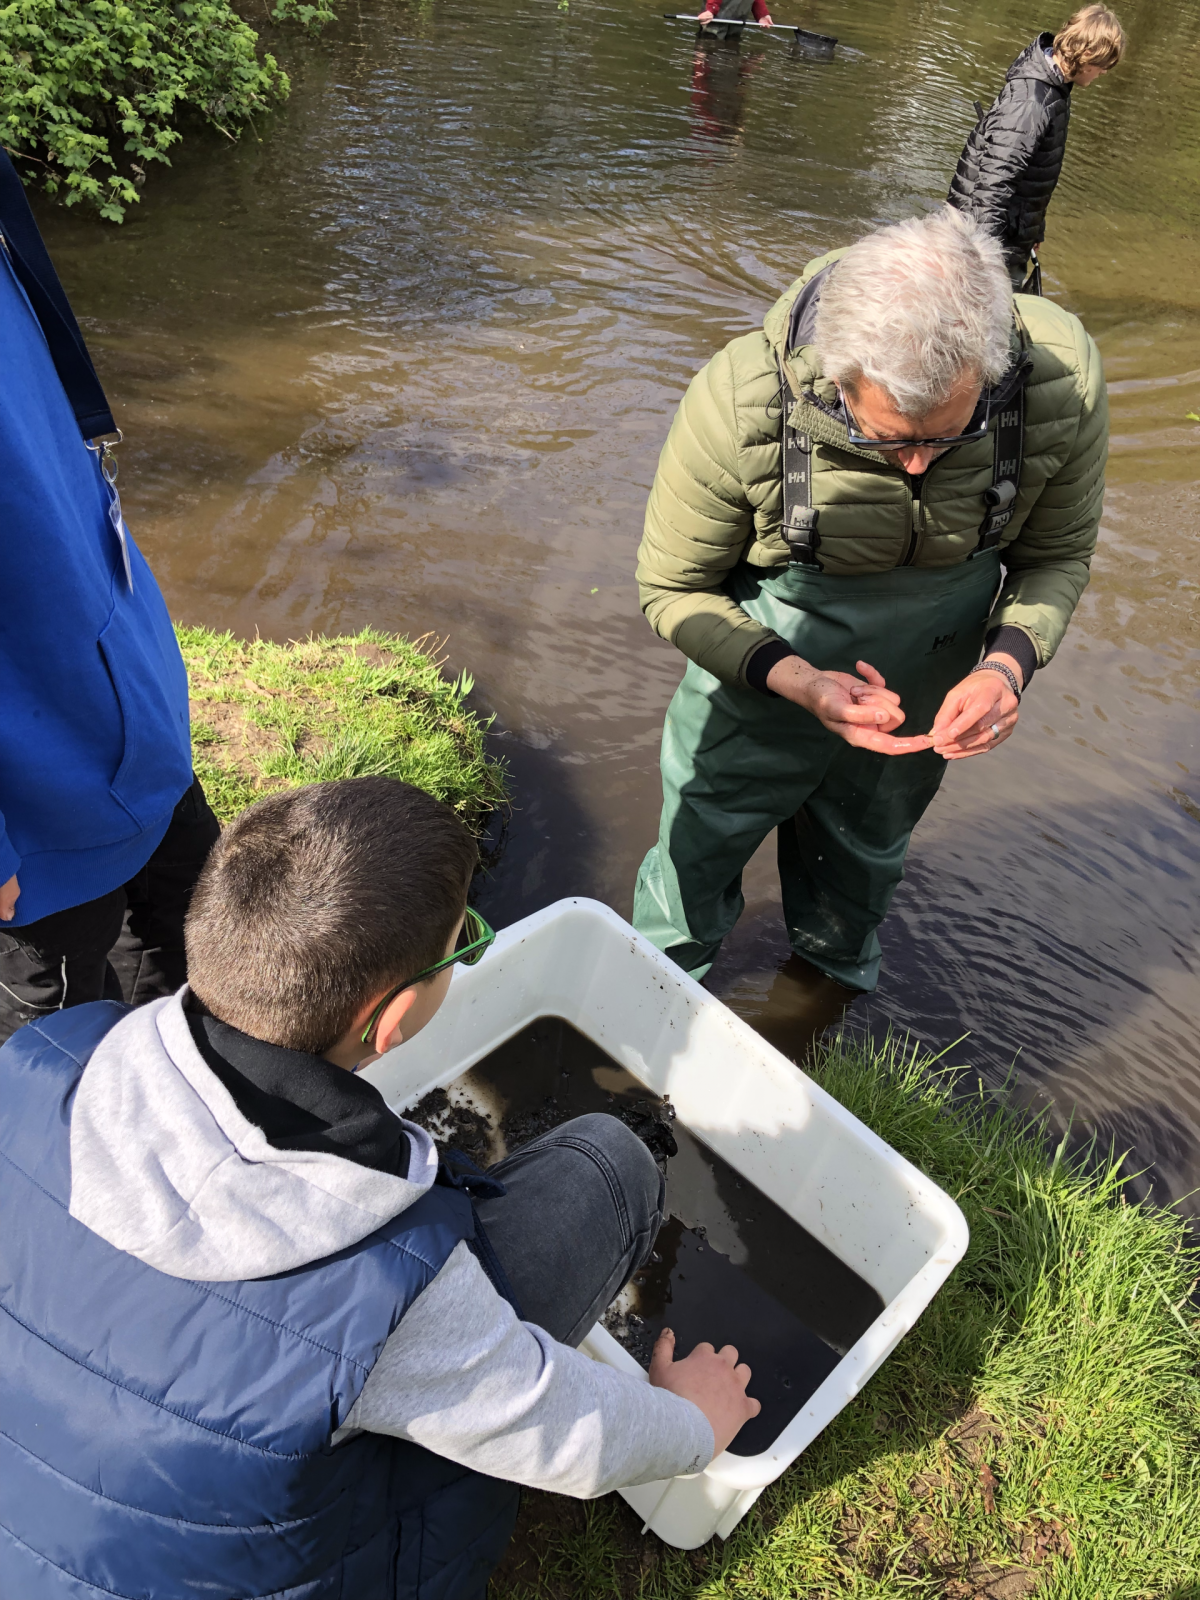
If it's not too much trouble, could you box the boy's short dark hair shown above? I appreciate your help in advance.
[185,778,478,1053]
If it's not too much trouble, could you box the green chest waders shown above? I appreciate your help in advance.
[703,0,755,39]
[632,551,1002,989]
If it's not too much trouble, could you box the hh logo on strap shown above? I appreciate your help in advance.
[928,631,957,654]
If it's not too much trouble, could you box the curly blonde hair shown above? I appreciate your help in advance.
[1054,5,1126,78]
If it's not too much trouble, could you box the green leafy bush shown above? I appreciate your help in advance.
[0,1,331,221]
[270,0,336,30]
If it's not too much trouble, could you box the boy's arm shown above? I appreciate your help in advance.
[340,1241,715,1497]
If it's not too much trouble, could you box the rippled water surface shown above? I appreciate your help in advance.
[37,0,1200,1205]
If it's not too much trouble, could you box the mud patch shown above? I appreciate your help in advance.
[490,1487,676,1600]
[404,1086,494,1167]
[498,1089,678,1167]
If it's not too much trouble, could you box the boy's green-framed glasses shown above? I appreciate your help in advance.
[360,908,495,1046]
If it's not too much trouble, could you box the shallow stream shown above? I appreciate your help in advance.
[37,0,1200,1208]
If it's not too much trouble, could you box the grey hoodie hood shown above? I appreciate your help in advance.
[69,991,438,1282]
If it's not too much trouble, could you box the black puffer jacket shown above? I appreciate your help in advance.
[947,33,1072,269]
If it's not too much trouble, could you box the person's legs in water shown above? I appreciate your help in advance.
[635,557,1001,989]
[730,952,860,1064]
[633,662,835,982]
[0,776,220,1042]
[774,736,948,993]
[473,1113,665,1347]
[701,739,937,1061]
[699,739,942,1060]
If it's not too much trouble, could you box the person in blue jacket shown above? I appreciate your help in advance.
[0,152,217,1041]
[0,776,758,1600]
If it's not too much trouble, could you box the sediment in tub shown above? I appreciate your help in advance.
[405,1014,884,1457]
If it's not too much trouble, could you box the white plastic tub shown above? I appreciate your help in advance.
[363,897,968,1548]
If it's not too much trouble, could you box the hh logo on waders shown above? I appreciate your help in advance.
[928,632,957,654]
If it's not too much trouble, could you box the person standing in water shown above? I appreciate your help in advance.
[695,0,773,42]
[947,5,1126,288]
[631,209,1107,1030]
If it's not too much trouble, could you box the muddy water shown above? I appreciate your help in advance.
[35,0,1200,1206]
[409,1017,883,1455]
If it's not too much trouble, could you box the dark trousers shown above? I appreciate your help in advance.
[476,1112,665,1347]
[0,777,220,1045]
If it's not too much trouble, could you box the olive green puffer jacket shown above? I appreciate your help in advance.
[636,249,1108,687]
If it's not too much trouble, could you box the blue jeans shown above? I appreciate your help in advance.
[475,1113,665,1347]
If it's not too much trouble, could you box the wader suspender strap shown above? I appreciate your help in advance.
[778,358,822,568]
[974,386,1025,554]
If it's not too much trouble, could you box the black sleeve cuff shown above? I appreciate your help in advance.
[984,624,1038,688]
[745,639,801,696]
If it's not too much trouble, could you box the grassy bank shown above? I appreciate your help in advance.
[493,1034,1200,1600]
[178,625,506,828]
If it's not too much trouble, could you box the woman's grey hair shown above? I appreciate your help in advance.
[813,209,1013,419]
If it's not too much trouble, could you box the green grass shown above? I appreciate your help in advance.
[492,1033,1200,1600]
[177,625,507,827]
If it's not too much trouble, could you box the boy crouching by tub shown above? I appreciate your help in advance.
[0,776,758,1600]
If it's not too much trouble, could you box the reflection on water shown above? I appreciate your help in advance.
[688,39,767,145]
[34,0,1200,1207]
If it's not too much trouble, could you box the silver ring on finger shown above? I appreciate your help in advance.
[990,723,1001,740]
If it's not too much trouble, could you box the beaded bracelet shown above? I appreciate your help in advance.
[970,659,1022,702]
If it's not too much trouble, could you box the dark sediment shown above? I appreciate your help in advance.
[404,1085,493,1166]
[404,1018,883,1453]
[601,1302,658,1369]
[500,1091,678,1169]
[407,1074,677,1173]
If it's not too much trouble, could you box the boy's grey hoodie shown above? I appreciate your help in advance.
[68,993,713,1496]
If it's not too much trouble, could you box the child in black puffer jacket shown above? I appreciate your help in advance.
[947,5,1126,288]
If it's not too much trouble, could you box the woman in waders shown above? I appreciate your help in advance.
[695,0,774,40]
[632,208,1107,1041]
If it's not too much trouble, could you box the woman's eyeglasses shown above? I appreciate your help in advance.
[360,907,496,1046]
[840,389,991,453]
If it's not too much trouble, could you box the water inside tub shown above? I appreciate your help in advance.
[406,1016,884,1457]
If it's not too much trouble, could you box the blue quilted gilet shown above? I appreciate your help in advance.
[0,1004,519,1600]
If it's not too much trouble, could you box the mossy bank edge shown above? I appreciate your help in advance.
[177,625,507,829]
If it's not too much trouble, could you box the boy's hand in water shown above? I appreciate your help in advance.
[649,1328,760,1458]
[766,656,933,755]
